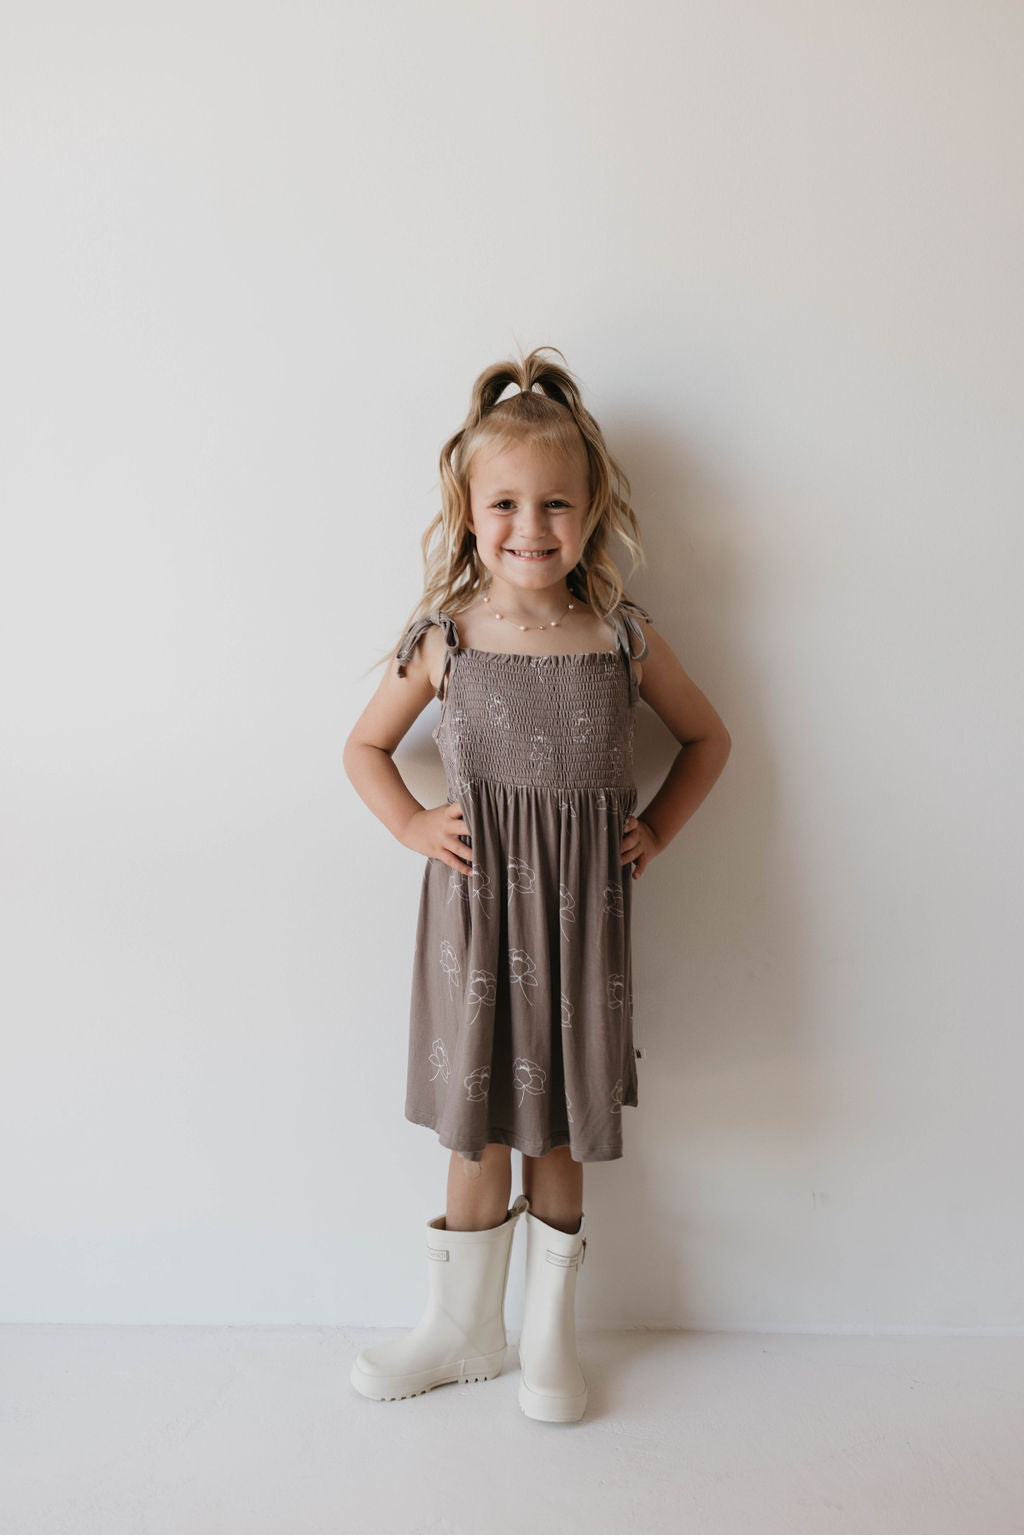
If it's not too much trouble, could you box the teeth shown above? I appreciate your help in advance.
[508,550,553,558]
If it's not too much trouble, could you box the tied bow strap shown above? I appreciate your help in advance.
[395,611,462,700]
[620,606,651,664]
[615,603,652,706]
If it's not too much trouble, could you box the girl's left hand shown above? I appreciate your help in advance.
[621,815,659,879]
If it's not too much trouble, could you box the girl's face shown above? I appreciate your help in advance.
[466,437,590,607]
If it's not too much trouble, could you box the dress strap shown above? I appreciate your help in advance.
[611,602,653,705]
[394,610,462,701]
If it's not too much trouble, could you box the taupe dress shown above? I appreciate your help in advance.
[394,601,652,1163]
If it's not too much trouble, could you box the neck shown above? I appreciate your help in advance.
[482,579,574,624]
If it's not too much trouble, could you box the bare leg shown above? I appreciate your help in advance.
[521,1145,583,1233]
[445,1144,512,1231]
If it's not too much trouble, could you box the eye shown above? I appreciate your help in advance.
[490,499,569,510]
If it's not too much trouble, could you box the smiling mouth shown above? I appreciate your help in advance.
[505,548,556,559]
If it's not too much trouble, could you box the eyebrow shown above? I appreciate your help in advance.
[485,488,574,497]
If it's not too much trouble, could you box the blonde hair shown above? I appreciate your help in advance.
[375,344,648,679]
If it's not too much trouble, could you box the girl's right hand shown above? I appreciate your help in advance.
[400,801,474,875]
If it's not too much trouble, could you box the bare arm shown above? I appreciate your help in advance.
[623,619,732,875]
[342,626,474,875]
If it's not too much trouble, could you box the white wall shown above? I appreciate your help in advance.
[2,0,1021,1330]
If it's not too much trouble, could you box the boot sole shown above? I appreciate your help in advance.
[350,1348,507,1401]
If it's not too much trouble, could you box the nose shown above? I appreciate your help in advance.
[517,503,552,536]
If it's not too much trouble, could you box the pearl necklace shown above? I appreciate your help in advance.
[480,590,576,631]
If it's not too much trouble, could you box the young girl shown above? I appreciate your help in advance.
[343,346,731,1422]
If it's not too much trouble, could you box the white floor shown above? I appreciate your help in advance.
[2,1326,1022,1535]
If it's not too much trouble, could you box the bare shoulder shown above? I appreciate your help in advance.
[635,617,731,751]
[345,614,450,759]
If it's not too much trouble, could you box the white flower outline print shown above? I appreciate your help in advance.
[610,1077,624,1114]
[559,884,576,942]
[464,1065,490,1102]
[607,972,625,1009]
[446,870,472,905]
[465,968,497,1024]
[446,865,494,918]
[428,1038,451,1083]
[440,939,461,997]
[569,709,592,743]
[528,731,553,773]
[560,992,575,1030]
[507,855,537,897]
[513,1056,547,1107]
[446,707,469,744]
[508,948,539,1005]
[565,1093,574,1124]
[485,691,510,727]
[603,881,624,917]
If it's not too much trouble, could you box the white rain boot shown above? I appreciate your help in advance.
[516,1207,589,1422]
[351,1193,530,1401]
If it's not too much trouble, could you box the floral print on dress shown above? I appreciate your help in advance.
[509,948,539,1005]
[467,867,494,916]
[446,865,494,917]
[558,884,577,943]
[440,939,461,997]
[610,1078,623,1114]
[528,732,553,773]
[603,881,624,917]
[428,1038,451,1083]
[446,869,472,905]
[447,708,469,745]
[464,1065,490,1102]
[465,968,496,1024]
[513,1056,547,1107]
[486,692,510,727]
[569,709,592,743]
[607,972,625,1009]
[566,1093,573,1124]
[560,993,575,1030]
[507,856,537,897]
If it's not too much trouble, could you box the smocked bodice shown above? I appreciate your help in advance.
[394,606,651,794]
